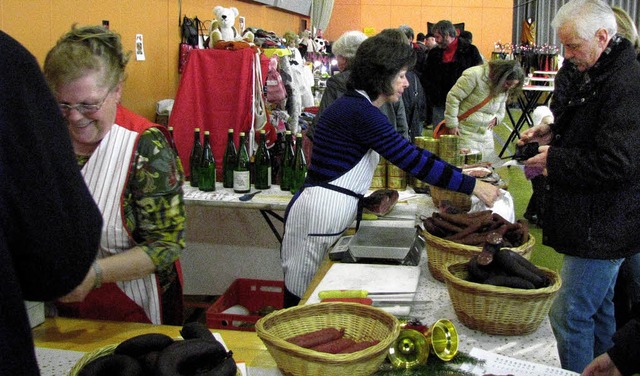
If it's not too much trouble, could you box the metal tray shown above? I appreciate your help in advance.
[349,223,418,260]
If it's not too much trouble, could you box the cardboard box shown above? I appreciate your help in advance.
[206,279,284,331]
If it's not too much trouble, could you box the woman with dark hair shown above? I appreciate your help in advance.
[443,59,525,164]
[280,35,500,306]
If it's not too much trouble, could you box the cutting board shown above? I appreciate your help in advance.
[305,263,421,304]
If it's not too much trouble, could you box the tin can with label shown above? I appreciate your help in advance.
[439,135,460,166]
[370,157,387,189]
[464,150,483,165]
[416,136,440,157]
[387,163,406,190]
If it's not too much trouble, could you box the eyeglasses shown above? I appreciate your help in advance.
[58,89,112,116]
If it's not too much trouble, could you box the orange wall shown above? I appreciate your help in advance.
[0,0,512,120]
[326,0,513,62]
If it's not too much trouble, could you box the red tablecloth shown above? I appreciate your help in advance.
[169,48,268,179]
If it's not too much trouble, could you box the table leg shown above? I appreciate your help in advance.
[260,209,284,244]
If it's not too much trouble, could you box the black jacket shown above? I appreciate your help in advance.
[420,38,483,110]
[0,31,103,374]
[608,305,640,376]
[543,37,640,259]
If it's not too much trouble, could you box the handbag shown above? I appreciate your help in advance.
[251,53,269,153]
[265,56,287,104]
[178,16,206,73]
[433,95,493,139]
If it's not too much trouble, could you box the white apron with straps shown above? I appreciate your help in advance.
[281,149,379,297]
[81,124,161,324]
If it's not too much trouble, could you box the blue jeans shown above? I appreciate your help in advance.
[549,255,623,373]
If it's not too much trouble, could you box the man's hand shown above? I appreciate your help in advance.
[522,145,550,174]
[519,122,553,146]
[581,353,622,376]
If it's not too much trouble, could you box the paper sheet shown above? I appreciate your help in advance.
[459,348,580,376]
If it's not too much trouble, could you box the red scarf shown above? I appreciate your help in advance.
[442,37,458,63]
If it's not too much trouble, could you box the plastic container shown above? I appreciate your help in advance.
[206,279,284,331]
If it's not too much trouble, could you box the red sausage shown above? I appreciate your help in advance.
[338,340,381,353]
[286,328,344,348]
[311,338,356,353]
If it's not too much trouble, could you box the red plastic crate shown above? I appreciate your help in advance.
[206,279,284,332]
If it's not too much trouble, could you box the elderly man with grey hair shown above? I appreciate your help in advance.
[518,0,640,372]
[306,30,408,144]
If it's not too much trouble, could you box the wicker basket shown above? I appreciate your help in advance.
[423,230,535,282]
[429,185,472,212]
[68,344,118,376]
[255,302,400,376]
[442,262,562,336]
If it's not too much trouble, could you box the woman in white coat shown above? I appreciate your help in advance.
[443,60,524,164]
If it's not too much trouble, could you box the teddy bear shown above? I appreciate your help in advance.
[208,6,254,47]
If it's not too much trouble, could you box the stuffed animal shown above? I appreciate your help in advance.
[313,36,327,53]
[208,6,254,47]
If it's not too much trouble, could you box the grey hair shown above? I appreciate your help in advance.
[431,20,457,38]
[398,25,415,42]
[551,0,617,40]
[332,31,368,63]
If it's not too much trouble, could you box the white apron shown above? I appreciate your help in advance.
[281,149,379,297]
[81,124,161,324]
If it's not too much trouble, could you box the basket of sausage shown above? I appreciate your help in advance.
[255,302,400,376]
[441,248,562,336]
[421,210,535,282]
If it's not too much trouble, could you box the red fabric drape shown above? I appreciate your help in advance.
[169,48,268,179]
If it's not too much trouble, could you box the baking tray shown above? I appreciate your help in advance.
[348,223,418,260]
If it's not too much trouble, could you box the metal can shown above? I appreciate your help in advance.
[387,163,406,190]
[415,136,440,156]
[439,135,460,166]
[464,150,483,165]
[370,158,387,189]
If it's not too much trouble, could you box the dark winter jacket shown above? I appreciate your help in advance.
[608,305,640,376]
[420,38,483,110]
[542,36,640,259]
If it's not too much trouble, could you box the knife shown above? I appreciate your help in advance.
[318,290,414,300]
[372,300,432,307]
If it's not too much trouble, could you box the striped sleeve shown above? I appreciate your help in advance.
[310,92,476,194]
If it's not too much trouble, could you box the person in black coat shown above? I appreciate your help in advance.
[518,0,640,371]
[0,31,103,374]
[419,20,483,127]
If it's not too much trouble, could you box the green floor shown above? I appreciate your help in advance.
[493,115,564,272]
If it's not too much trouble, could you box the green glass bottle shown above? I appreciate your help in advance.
[254,129,272,189]
[233,132,251,193]
[198,131,216,192]
[290,132,307,194]
[167,126,184,174]
[280,130,294,191]
[222,129,237,189]
[189,127,203,187]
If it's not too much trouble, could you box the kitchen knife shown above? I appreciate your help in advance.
[318,290,414,300]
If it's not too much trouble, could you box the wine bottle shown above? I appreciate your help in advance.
[280,130,294,191]
[189,128,203,187]
[254,129,272,189]
[222,129,237,189]
[167,126,184,173]
[233,132,251,193]
[290,132,307,194]
[198,131,216,192]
